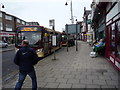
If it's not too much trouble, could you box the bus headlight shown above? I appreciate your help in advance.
[37,49,43,52]
[37,49,40,52]
[36,48,44,57]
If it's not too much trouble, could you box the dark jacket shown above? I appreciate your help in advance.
[14,46,39,73]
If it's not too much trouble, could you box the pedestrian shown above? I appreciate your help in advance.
[14,40,39,90]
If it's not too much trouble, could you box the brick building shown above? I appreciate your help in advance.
[0,11,39,44]
[82,7,92,42]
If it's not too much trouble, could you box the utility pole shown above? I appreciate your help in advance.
[70,0,74,24]
[53,21,56,60]
[49,19,56,60]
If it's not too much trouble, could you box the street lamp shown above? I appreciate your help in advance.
[74,16,77,22]
[65,0,74,24]
[0,4,5,11]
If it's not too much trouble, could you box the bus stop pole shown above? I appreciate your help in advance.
[53,24,56,60]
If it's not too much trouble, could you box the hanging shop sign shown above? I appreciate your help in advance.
[87,19,92,24]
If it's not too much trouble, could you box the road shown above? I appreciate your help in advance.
[1,45,18,84]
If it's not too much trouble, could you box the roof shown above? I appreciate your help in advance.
[0,11,26,22]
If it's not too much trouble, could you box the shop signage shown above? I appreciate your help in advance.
[87,19,92,24]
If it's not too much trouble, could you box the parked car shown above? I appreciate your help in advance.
[0,41,8,48]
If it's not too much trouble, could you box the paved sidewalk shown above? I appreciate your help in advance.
[3,41,119,89]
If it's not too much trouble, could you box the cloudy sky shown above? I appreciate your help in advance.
[1,0,92,32]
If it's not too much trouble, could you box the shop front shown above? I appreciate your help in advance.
[81,32,87,41]
[86,32,93,43]
[83,33,87,41]
[106,12,120,71]
[0,32,15,44]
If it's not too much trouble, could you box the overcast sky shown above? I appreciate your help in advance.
[1,0,92,32]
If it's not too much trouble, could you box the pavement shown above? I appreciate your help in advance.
[2,41,120,89]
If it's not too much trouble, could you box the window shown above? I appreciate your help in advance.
[5,15,12,20]
[6,24,12,28]
[26,23,30,25]
[6,24,12,31]
[111,23,115,55]
[17,32,41,46]
[0,13,2,17]
[0,23,3,30]
[16,19,21,23]
[106,2,119,22]
[6,28,12,31]
[117,20,120,58]
[22,21,25,25]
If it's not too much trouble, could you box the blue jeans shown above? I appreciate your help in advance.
[15,70,37,90]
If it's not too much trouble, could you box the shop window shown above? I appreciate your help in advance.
[111,23,115,55]
[117,20,120,58]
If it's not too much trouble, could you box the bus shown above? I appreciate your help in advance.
[61,32,67,46]
[15,25,62,58]
[61,32,75,47]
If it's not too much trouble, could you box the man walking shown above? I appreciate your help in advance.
[14,40,39,90]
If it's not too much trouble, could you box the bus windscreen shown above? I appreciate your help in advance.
[16,26,42,47]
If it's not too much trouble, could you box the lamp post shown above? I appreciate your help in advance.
[66,24,69,52]
[65,0,74,24]
[0,4,5,11]
[75,18,78,51]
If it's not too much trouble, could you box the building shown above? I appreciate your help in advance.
[91,1,106,40]
[27,22,40,25]
[0,11,17,44]
[105,2,120,71]
[78,21,83,40]
[0,11,40,44]
[82,7,92,41]
[91,0,120,71]
[86,13,93,42]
